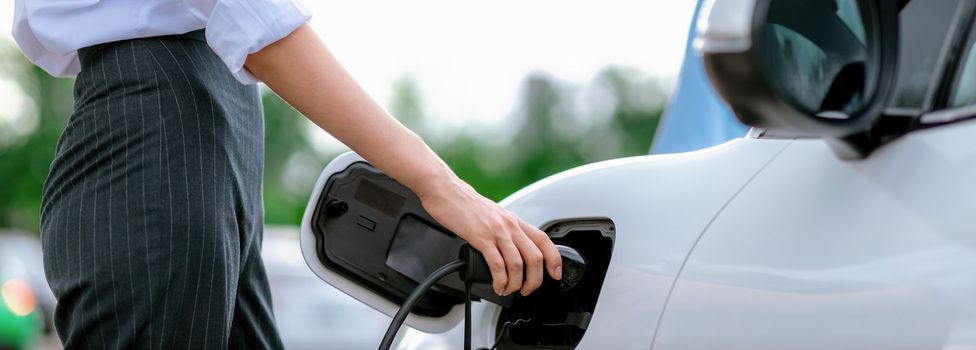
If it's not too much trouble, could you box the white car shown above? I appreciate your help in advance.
[300,0,976,348]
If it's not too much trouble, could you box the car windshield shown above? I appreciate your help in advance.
[948,13,976,108]
[890,0,963,109]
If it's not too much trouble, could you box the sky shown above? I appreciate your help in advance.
[0,1,695,139]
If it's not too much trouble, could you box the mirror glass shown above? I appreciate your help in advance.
[759,0,871,118]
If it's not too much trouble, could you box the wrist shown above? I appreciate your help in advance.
[387,132,460,202]
[413,166,463,203]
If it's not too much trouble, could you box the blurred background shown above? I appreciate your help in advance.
[0,1,745,349]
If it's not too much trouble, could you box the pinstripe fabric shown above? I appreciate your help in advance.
[38,30,284,350]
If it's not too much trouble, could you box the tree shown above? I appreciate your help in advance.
[0,46,75,232]
[0,39,667,232]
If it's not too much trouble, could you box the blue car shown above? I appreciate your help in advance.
[651,0,748,154]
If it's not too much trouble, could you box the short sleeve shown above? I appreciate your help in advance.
[12,0,83,77]
[202,0,312,84]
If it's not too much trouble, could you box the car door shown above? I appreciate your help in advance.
[652,1,976,349]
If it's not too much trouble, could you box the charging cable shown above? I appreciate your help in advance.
[378,244,583,350]
[378,259,466,350]
[378,244,491,350]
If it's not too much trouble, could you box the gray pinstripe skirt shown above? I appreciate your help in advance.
[39,30,283,349]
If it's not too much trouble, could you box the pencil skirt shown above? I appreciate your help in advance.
[38,30,284,350]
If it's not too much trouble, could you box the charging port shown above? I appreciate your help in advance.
[494,219,614,349]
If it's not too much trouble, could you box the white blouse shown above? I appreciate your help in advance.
[12,0,312,84]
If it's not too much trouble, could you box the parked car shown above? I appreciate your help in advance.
[0,234,42,350]
[651,0,747,155]
[0,232,55,337]
[261,227,391,350]
[300,0,976,349]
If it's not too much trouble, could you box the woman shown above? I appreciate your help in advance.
[13,0,562,348]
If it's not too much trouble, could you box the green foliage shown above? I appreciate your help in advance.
[261,89,319,226]
[429,68,664,202]
[0,50,75,231]
[0,44,665,233]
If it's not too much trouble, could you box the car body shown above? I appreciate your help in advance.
[300,0,976,349]
[0,232,56,337]
[261,227,392,349]
[0,233,43,350]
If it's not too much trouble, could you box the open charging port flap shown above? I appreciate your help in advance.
[310,162,514,317]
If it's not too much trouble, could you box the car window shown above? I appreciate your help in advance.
[948,21,976,108]
[890,0,963,109]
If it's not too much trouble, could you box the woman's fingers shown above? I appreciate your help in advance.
[415,183,558,296]
[475,241,508,296]
[496,229,524,296]
[520,219,563,280]
[513,230,545,296]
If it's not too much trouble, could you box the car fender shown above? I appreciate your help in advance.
[391,137,793,348]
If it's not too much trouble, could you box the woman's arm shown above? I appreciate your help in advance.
[245,24,562,296]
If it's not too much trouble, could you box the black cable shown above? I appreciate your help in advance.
[378,259,466,350]
[464,280,473,350]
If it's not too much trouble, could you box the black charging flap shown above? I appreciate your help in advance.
[310,162,514,318]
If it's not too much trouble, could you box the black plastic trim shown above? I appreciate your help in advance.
[310,162,464,317]
[309,162,530,317]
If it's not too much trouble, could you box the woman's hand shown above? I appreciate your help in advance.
[246,24,561,296]
[418,177,563,296]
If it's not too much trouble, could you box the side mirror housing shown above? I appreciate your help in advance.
[696,0,900,158]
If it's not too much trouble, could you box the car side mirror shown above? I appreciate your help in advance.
[696,0,900,158]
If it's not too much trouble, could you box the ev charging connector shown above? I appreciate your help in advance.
[378,244,588,350]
